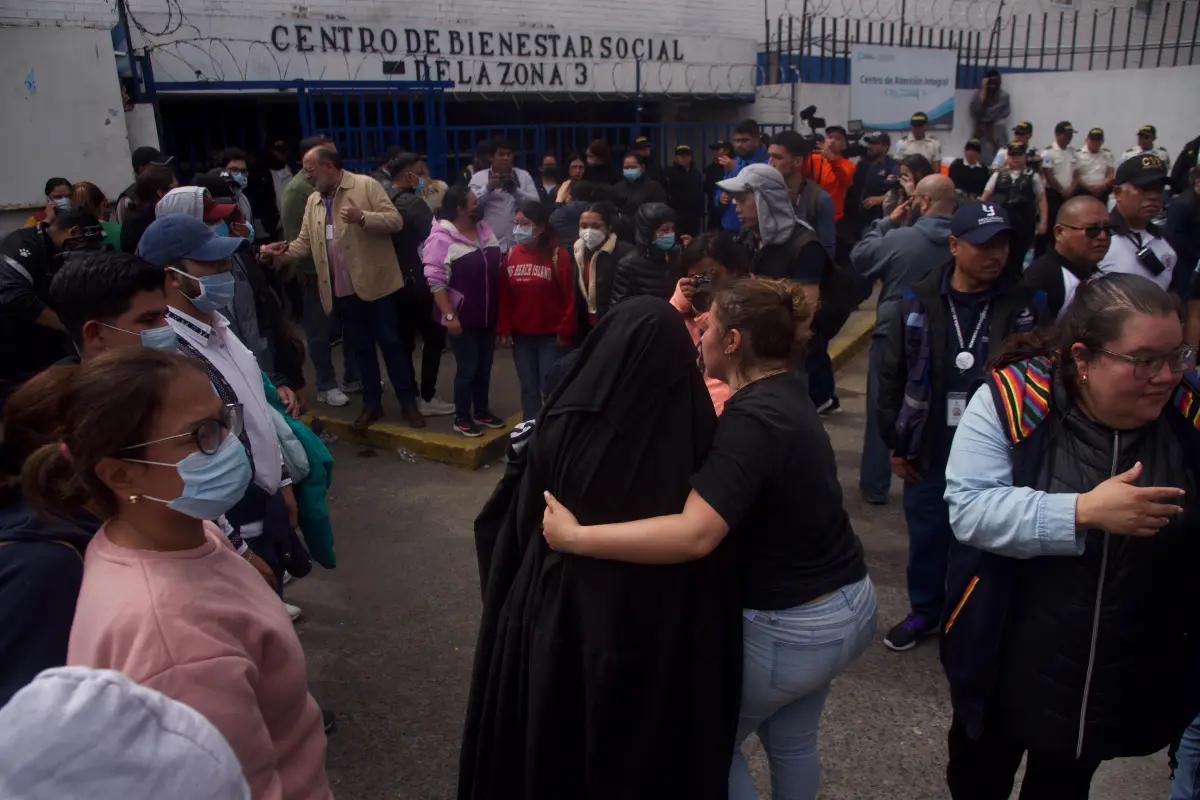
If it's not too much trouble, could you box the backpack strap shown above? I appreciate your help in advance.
[990,356,1054,444]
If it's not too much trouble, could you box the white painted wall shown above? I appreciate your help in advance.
[0,28,134,230]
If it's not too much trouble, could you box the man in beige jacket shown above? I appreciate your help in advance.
[262,145,424,430]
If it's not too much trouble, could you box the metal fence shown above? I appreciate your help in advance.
[759,0,1200,87]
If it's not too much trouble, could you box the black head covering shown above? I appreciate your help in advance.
[632,202,676,257]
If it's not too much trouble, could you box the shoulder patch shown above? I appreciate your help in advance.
[992,356,1053,443]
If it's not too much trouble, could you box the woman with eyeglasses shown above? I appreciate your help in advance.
[1022,195,1113,320]
[23,349,331,799]
[940,273,1200,799]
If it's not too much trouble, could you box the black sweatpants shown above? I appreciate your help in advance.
[946,717,1102,800]
[396,284,447,403]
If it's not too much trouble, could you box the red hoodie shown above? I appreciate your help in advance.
[497,243,576,339]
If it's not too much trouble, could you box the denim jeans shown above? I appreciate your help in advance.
[805,333,836,408]
[902,455,954,622]
[449,327,496,420]
[1172,713,1200,799]
[729,576,877,800]
[334,292,418,410]
[302,280,358,392]
[860,335,893,501]
[512,332,561,420]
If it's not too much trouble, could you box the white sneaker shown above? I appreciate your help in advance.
[282,571,294,586]
[417,396,456,417]
[317,388,350,407]
[284,602,303,621]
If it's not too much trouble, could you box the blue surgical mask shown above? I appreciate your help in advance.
[241,220,256,245]
[230,172,248,189]
[654,233,677,251]
[623,168,642,181]
[415,177,426,194]
[99,321,178,350]
[170,267,237,314]
[210,221,230,237]
[53,197,71,210]
[125,434,252,520]
[512,224,534,244]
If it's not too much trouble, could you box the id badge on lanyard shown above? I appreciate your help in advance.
[324,197,335,241]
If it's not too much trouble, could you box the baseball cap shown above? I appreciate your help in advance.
[201,193,237,223]
[1138,124,1157,137]
[708,140,733,152]
[1007,141,1028,156]
[1088,127,1105,140]
[863,131,890,145]
[716,163,786,194]
[633,136,651,148]
[1013,121,1033,135]
[136,214,247,266]
[675,145,692,155]
[965,138,983,152]
[192,171,238,203]
[1115,152,1169,186]
[131,146,173,170]
[910,112,928,125]
[951,201,1012,245]
[1054,121,1075,135]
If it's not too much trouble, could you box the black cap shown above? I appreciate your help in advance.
[952,202,1012,244]
[708,140,733,152]
[131,146,173,170]
[1012,121,1033,135]
[1007,141,1028,156]
[674,145,692,155]
[633,136,651,148]
[910,112,928,125]
[1115,152,1169,186]
[1088,127,1105,140]
[1054,121,1075,135]
[193,170,238,204]
[1138,124,1157,137]
[863,131,891,145]
[965,138,982,152]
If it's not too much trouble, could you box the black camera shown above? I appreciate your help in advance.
[500,174,517,193]
[1136,243,1167,275]
[690,273,716,314]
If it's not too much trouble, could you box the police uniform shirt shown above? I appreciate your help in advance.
[1076,147,1115,188]
[1098,228,1178,291]
[1120,145,1171,172]
[895,134,942,166]
[984,169,1045,198]
[1040,142,1079,190]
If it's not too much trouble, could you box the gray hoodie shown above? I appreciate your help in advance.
[850,213,954,336]
[716,163,796,246]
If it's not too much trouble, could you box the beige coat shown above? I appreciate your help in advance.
[280,170,404,314]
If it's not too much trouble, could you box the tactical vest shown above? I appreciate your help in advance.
[995,169,1036,209]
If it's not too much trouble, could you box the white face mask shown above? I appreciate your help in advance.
[580,228,607,250]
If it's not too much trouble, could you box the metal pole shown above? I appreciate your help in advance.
[1055,11,1064,69]
[116,0,141,102]
[1157,2,1170,67]
[1140,2,1152,67]
[1107,8,1116,69]
[1024,13,1032,68]
[1039,12,1048,70]
[635,59,642,126]
[1089,10,1097,70]
[1172,1,1186,66]
[1009,14,1017,67]
[789,15,797,127]
[1124,6,1133,69]
[1191,2,1200,64]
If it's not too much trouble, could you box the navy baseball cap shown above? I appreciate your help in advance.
[135,214,247,266]
[951,202,1012,245]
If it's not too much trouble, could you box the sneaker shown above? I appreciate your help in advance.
[861,489,888,506]
[284,602,303,622]
[417,396,456,417]
[317,388,350,407]
[282,571,294,586]
[474,411,506,429]
[455,418,484,438]
[341,380,362,394]
[816,397,842,416]
[883,613,938,652]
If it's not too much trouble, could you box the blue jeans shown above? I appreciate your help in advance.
[335,292,418,410]
[902,456,954,621]
[729,576,878,800]
[512,332,560,420]
[1172,713,1200,799]
[860,335,893,501]
[449,327,496,420]
[805,333,836,407]
[303,281,359,392]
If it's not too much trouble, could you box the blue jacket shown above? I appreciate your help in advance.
[716,147,769,232]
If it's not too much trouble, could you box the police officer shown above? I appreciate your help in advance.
[895,112,942,167]
[1076,127,1115,202]
[982,142,1048,274]
[1121,124,1172,172]
[1097,152,1177,291]
[1037,121,1080,257]
[630,135,665,185]
[991,121,1038,171]
[853,131,901,234]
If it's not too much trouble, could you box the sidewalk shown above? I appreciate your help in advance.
[305,301,877,469]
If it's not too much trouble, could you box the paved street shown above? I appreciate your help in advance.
[288,346,1172,799]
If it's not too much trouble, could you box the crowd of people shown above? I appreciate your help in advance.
[0,96,1199,800]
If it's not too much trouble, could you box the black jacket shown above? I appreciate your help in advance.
[1166,190,1200,296]
[0,227,70,399]
[1171,133,1200,189]
[120,203,157,255]
[385,186,435,289]
[610,204,679,307]
[550,201,588,246]
[664,165,705,215]
[613,175,667,222]
[572,237,635,345]
[1022,248,1099,319]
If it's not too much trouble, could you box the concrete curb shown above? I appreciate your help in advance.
[306,310,877,469]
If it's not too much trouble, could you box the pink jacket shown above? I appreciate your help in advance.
[670,281,731,416]
[68,523,331,800]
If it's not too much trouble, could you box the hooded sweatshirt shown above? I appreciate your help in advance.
[422,219,503,329]
[610,203,680,306]
[849,213,954,337]
[0,667,250,800]
[497,242,576,339]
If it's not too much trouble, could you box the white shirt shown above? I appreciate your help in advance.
[1120,145,1171,171]
[166,308,284,499]
[467,167,540,251]
[1097,228,1178,290]
[1040,142,1079,190]
[1076,147,1115,187]
[984,170,1046,197]
[895,134,942,166]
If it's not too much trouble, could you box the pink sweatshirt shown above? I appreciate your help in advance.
[670,281,732,416]
[68,523,331,800]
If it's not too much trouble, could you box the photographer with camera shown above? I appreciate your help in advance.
[1097,153,1178,292]
[969,69,1011,165]
[468,136,540,252]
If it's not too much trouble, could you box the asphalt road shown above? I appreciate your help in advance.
[288,347,1173,799]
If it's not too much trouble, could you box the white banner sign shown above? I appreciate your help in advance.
[850,44,956,130]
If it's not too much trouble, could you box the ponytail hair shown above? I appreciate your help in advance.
[710,278,812,370]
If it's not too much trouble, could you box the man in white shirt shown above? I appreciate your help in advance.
[1121,124,1172,172]
[1076,128,1116,202]
[895,112,942,167]
[1038,120,1079,257]
[1098,153,1178,291]
[982,142,1049,274]
[468,136,539,251]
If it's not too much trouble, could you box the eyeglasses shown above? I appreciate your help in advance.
[1059,223,1114,239]
[119,404,244,456]
[302,166,317,176]
[1093,344,1196,380]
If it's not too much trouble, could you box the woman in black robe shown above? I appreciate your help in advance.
[461,296,742,800]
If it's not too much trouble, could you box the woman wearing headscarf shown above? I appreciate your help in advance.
[609,203,680,307]
[461,297,741,800]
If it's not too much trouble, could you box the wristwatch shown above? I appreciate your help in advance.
[443,312,456,322]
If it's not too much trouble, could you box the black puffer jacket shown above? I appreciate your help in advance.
[610,203,679,307]
[612,174,667,222]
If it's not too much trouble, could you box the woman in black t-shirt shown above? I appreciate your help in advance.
[543,278,875,800]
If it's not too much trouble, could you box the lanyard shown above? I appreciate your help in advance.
[323,195,334,231]
[948,297,990,359]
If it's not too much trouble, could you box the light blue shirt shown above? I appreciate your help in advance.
[944,387,1085,559]
[467,167,539,252]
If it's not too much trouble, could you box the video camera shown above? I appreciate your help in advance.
[798,106,869,159]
